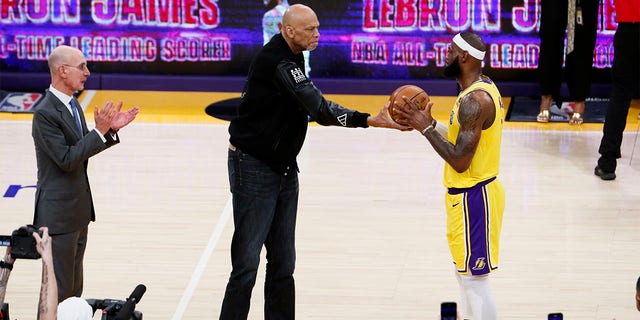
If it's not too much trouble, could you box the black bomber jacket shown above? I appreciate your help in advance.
[228,33,370,174]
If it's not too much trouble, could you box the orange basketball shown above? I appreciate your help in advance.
[388,85,429,123]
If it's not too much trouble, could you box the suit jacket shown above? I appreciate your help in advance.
[32,90,119,235]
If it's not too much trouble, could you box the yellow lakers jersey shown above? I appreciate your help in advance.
[444,77,504,188]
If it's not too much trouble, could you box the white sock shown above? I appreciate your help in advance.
[458,273,497,320]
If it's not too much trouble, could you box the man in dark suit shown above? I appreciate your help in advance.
[32,45,138,302]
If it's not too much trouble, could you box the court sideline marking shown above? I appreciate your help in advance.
[172,195,233,320]
[78,89,96,111]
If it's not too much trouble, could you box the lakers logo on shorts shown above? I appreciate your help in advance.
[472,257,486,271]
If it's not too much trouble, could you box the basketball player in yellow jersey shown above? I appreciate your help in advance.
[394,31,504,320]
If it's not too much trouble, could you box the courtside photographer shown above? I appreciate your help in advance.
[0,226,143,320]
[1,225,45,319]
[0,225,67,320]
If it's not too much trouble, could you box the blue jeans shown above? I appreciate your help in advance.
[220,148,298,320]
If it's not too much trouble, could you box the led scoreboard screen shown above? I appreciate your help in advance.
[0,0,617,82]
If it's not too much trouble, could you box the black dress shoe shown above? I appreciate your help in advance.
[594,166,616,180]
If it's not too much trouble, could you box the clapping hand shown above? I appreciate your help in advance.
[94,101,139,134]
[110,103,139,132]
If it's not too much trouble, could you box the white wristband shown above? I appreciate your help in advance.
[421,120,437,135]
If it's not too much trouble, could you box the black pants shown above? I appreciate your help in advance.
[538,0,599,102]
[597,23,640,172]
[51,226,88,302]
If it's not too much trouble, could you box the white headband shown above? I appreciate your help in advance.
[452,33,485,60]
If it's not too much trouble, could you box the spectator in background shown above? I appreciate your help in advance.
[536,0,599,125]
[262,0,289,44]
[263,0,311,77]
[595,0,640,180]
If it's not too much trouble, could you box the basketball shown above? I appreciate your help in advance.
[388,85,429,123]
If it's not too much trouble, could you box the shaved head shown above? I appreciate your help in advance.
[47,45,89,95]
[47,45,83,73]
[281,4,320,53]
[282,4,314,27]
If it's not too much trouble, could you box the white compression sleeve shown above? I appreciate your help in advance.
[454,269,472,318]
[458,273,497,320]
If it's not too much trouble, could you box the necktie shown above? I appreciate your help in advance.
[566,0,576,54]
[70,98,83,135]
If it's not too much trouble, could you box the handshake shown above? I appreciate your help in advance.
[0,224,43,259]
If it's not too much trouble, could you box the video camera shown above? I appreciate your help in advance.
[86,284,146,320]
[85,299,143,320]
[0,224,43,259]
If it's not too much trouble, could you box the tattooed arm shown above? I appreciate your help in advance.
[34,227,57,320]
[425,92,493,172]
[396,90,496,173]
[0,247,15,311]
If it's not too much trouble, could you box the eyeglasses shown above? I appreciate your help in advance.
[62,62,89,72]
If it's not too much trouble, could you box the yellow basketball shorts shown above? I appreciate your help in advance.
[445,177,505,275]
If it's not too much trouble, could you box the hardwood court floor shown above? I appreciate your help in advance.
[1,91,639,319]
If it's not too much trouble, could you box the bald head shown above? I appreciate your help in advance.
[48,45,90,95]
[48,45,83,73]
[282,4,320,53]
[282,4,315,27]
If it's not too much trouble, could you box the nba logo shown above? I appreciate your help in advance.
[0,92,43,112]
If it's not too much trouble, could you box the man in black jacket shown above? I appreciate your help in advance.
[221,4,407,320]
